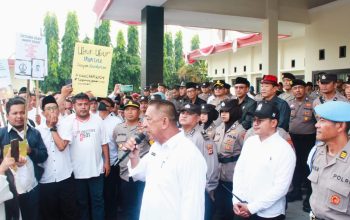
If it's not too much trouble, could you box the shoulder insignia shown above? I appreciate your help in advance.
[340,151,347,159]
[201,131,210,141]
[189,129,195,136]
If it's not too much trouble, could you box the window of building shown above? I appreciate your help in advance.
[234,67,237,73]
[222,68,225,74]
[259,63,262,71]
[215,69,217,74]
[339,46,346,58]
[291,59,295,68]
[243,65,246,72]
[319,49,325,60]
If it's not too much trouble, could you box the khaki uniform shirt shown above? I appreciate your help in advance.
[113,122,150,181]
[278,91,295,103]
[288,96,317,135]
[214,121,246,182]
[198,93,211,102]
[184,124,219,192]
[308,141,350,220]
[202,122,217,141]
[313,92,348,108]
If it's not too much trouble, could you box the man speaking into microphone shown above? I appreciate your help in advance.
[123,100,207,220]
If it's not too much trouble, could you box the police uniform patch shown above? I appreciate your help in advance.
[321,75,326,80]
[207,144,213,155]
[340,151,347,159]
[305,103,312,108]
[330,195,341,205]
[304,117,309,121]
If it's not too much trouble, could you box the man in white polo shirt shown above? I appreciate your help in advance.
[232,101,296,220]
[37,95,78,220]
[65,93,110,220]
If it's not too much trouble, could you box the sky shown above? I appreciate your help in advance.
[0,0,237,59]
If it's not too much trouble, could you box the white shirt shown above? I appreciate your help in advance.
[100,113,123,165]
[232,132,296,218]
[37,120,73,183]
[0,175,13,220]
[128,131,207,220]
[65,114,108,179]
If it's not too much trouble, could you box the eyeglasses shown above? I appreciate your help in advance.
[45,106,58,111]
[252,117,270,125]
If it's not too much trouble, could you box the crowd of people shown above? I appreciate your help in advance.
[0,71,350,220]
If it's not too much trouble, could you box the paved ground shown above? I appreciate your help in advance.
[286,200,309,220]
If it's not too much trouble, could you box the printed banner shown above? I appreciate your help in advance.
[0,59,14,99]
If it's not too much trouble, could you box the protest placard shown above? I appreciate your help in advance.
[0,59,14,99]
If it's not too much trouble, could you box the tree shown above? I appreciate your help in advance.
[40,12,60,92]
[109,30,128,91]
[59,11,79,86]
[94,20,111,46]
[174,31,185,72]
[163,32,178,86]
[82,36,92,44]
[126,26,141,90]
[191,34,200,50]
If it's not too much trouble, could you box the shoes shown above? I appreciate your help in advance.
[287,191,302,202]
[303,198,311,213]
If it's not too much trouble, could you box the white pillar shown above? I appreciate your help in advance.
[262,0,278,76]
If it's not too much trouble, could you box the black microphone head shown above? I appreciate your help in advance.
[135,133,146,144]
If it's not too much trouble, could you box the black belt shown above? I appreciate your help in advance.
[218,155,240,164]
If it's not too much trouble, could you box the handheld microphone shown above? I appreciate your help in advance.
[113,133,146,166]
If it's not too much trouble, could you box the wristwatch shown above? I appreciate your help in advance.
[50,126,58,132]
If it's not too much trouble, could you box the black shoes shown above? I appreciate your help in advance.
[287,190,302,202]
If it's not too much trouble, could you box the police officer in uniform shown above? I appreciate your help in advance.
[179,103,219,220]
[287,79,317,209]
[200,104,219,140]
[112,100,150,220]
[199,82,212,102]
[313,72,348,108]
[308,101,350,220]
[278,72,296,102]
[186,82,206,106]
[208,80,231,108]
[169,85,183,113]
[344,75,350,101]
[213,99,246,220]
[234,77,257,130]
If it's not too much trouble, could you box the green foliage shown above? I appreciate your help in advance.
[163,32,179,86]
[191,34,200,50]
[127,26,139,56]
[40,12,60,93]
[82,36,92,44]
[126,26,141,90]
[174,31,185,72]
[59,11,79,86]
[94,20,111,46]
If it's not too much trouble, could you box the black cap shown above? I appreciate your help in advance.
[213,80,225,88]
[139,95,149,103]
[282,72,295,81]
[180,81,186,87]
[291,79,306,87]
[97,97,114,107]
[201,82,210,88]
[254,101,279,120]
[200,104,216,113]
[235,77,250,86]
[41,95,57,110]
[18,87,27,94]
[224,83,231,89]
[220,99,236,112]
[319,72,337,83]
[149,94,162,101]
[346,75,350,84]
[119,104,125,110]
[186,82,197,89]
[124,100,140,109]
[180,103,201,115]
[143,86,150,91]
[196,84,201,89]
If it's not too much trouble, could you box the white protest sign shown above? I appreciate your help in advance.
[0,59,13,99]
[15,33,48,80]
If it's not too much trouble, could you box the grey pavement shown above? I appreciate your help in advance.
[286,200,309,220]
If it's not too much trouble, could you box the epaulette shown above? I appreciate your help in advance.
[201,130,210,141]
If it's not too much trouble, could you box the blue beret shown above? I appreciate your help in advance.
[315,101,350,122]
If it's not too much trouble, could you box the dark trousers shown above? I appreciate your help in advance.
[39,176,78,220]
[235,214,285,220]
[205,191,215,220]
[104,165,120,220]
[290,133,315,192]
[214,181,235,220]
[18,185,39,220]
[75,174,104,220]
[119,178,145,220]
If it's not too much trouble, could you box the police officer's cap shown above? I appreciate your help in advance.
[201,82,210,88]
[253,101,279,120]
[180,81,186,87]
[291,79,306,87]
[186,82,197,89]
[315,101,350,122]
[346,75,350,84]
[170,85,180,90]
[143,86,150,91]
[224,83,231,89]
[282,72,295,81]
[213,80,225,88]
[149,94,163,101]
[124,100,140,109]
[261,75,278,86]
[149,84,158,89]
[201,104,216,113]
[319,72,337,83]
[138,95,149,103]
[220,99,237,112]
[235,77,250,86]
[180,103,201,115]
